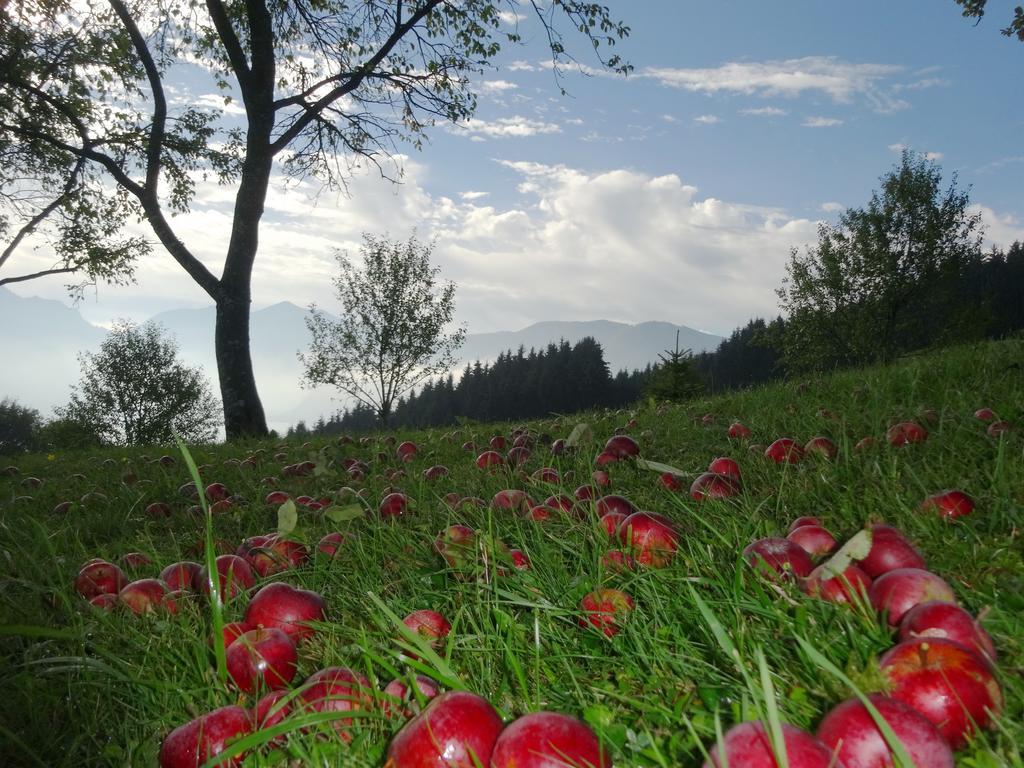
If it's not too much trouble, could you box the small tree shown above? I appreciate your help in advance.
[0,398,41,454]
[300,233,466,425]
[645,331,705,402]
[60,321,221,445]
[778,150,984,371]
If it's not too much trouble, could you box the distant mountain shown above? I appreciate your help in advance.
[0,291,723,433]
[457,319,722,374]
[0,288,105,416]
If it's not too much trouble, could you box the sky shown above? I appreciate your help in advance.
[6,0,1024,341]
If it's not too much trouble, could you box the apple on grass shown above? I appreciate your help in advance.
[160,561,202,592]
[816,694,954,768]
[703,721,834,768]
[787,525,837,558]
[689,471,741,501]
[899,601,996,662]
[225,627,298,695]
[708,456,742,480]
[402,609,451,650]
[619,511,679,568]
[886,421,927,446]
[603,434,640,459]
[868,567,956,626]
[579,588,635,638]
[743,537,814,581]
[298,666,373,741]
[317,532,346,557]
[195,554,255,601]
[74,560,128,599]
[764,438,804,464]
[919,489,974,519]
[384,690,503,768]
[787,516,821,533]
[382,675,441,718]
[253,690,292,747]
[880,637,1002,749]
[856,524,925,579]
[119,578,171,615]
[159,705,252,768]
[244,582,327,643]
[491,712,610,768]
[801,563,872,605]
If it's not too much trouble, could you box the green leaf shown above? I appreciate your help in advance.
[277,499,298,535]
[324,504,363,523]
[565,422,593,448]
[635,457,691,477]
[818,528,873,579]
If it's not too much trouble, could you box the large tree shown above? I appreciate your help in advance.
[300,232,465,424]
[0,2,630,439]
[955,1,1024,41]
[778,150,984,371]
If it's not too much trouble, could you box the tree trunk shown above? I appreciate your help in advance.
[215,290,268,439]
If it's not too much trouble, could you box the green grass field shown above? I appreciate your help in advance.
[1,339,1021,767]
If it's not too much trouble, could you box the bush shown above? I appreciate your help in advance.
[0,398,41,455]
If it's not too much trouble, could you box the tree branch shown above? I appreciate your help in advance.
[269,0,445,154]
[0,265,79,287]
[204,0,252,90]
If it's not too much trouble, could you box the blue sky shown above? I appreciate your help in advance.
[8,0,1024,339]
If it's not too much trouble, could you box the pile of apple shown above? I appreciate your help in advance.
[730,511,1002,766]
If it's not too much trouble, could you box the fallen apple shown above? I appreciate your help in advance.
[384,690,503,768]
[491,711,610,768]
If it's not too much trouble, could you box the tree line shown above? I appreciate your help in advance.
[290,338,653,436]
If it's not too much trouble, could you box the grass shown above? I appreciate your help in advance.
[0,338,1022,766]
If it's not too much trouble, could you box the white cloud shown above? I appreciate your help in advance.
[449,115,562,139]
[803,116,843,128]
[498,10,527,24]
[888,142,908,153]
[507,60,538,72]
[644,56,907,111]
[924,151,944,161]
[459,190,489,200]
[740,106,788,117]
[693,114,721,125]
[887,143,942,161]
[660,114,678,123]
[481,80,519,93]
[972,205,1024,250]
[820,202,844,213]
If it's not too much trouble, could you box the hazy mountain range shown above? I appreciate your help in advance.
[0,288,722,433]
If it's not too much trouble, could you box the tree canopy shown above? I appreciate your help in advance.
[0,1,630,438]
[778,150,984,371]
[299,233,466,424]
[60,321,221,445]
[955,0,1024,41]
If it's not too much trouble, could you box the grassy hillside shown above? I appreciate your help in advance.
[1,339,1021,766]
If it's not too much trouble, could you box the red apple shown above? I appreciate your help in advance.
[690,471,741,501]
[397,440,418,462]
[491,711,609,768]
[598,510,627,537]
[764,438,804,464]
[603,434,640,459]
[973,407,997,422]
[579,587,635,638]
[476,450,504,470]
[145,501,173,518]
[899,601,996,662]
[265,490,290,505]
[703,721,834,768]
[384,690,503,767]
[595,495,637,518]
[532,467,560,484]
[543,493,575,515]
[159,705,252,768]
[880,637,1002,749]
[787,525,838,558]
[299,666,373,740]
[801,563,872,604]
[118,578,170,615]
[160,561,202,592]
[195,554,255,600]
[886,422,927,447]
[253,690,292,746]
[601,549,636,573]
[787,516,821,533]
[618,511,679,567]
[379,492,409,518]
[74,560,128,599]
[218,620,251,649]
[803,436,837,460]
[435,525,478,570]
[919,489,974,519]
[317,532,346,557]
[817,694,954,768]
[506,446,531,466]
[88,593,119,611]
[492,489,531,514]
[987,419,1012,437]
[727,422,752,439]
[854,437,877,451]
[489,435,507,450]
[423,464,448,481]
[508,549,530,570]
[591,470,610,487]
[743,537,814,581]
[205,482,230,502]
[225,627,298,695]
[120,552,153,569]
[402,609,451,648]
[708,456,742,480]
[869,568,956,626]
[382,675,441,718]
[658,472,684,491]
[856,525,925,578]
[250,538,310,577]
[244,581,327,642]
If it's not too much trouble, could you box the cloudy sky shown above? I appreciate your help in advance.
[7,1,1024,339]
